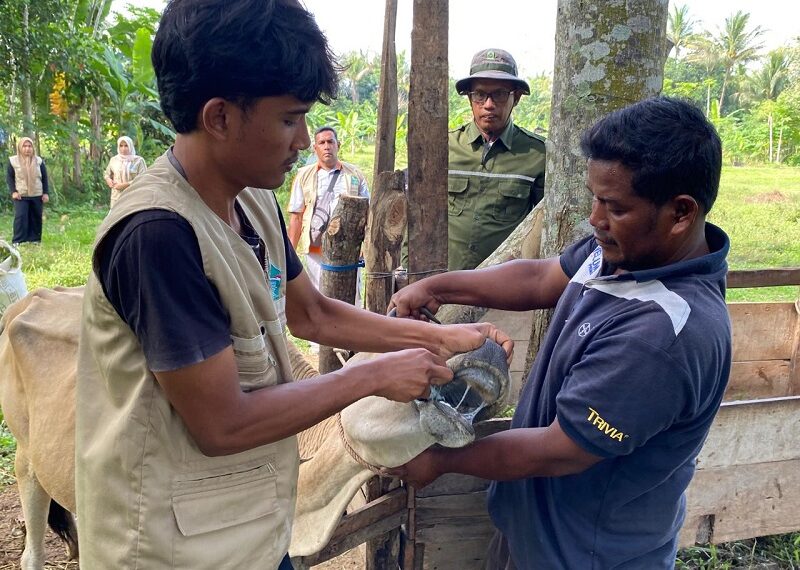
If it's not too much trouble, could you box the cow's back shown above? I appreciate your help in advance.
[0,286,84,511]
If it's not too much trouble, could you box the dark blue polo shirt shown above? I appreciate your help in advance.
[487,224,732,569]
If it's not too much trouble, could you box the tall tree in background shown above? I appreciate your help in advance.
[667,4,695,59]
[715,11,764,114]
[526,0,671,373]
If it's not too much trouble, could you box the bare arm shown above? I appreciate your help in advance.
[389,257,571,318]
[286,270,511,357]
[154,342,453,456]
[386,418,602,487]
[287,211,303,248]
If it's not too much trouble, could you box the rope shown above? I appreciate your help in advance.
[405,268,447,277]
[336,412,383,475]
[319,259,365,273]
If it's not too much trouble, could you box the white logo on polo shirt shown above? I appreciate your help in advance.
[578,322,591,337]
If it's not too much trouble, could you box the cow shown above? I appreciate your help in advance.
[0,287,508,568]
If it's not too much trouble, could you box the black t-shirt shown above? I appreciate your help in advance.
[98,201,302,372]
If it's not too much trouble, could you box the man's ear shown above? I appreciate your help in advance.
[669,195,700,236]
[512,91,523,108]
[200,97,233,141]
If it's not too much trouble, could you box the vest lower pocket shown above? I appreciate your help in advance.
[231,332,279,390]
[171,461,288,567]
[448,177,470,215]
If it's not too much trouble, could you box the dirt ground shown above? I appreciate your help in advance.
[0,483,362,569]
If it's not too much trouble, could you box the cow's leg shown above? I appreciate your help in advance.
[16,450,50,570]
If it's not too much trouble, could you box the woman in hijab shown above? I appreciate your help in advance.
[6,137,49,245]
[104,135,147,208]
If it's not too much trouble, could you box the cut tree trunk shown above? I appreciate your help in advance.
[525,0,671,379]
[364,170,407,316]
[319,195,370,374]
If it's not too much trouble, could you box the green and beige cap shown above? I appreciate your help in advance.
[455,48,530,96]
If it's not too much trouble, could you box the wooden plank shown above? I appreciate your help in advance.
[326,487,407,544]
[679,459,800,547]
[729,302,797,361]
[727,268,800,289]
[416,516,495,543]
[300,510,407,567]
[422,540,491,570]
[406,0,448,284]
[725,360,793,401]
[697,396,800,469]
[372,0,399,181]
[416,491,489,525]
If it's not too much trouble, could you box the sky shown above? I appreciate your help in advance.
[122,0,799,78]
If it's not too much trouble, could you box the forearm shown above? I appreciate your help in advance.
[287,212,302,247]
[199,365,377,455]
[425,259,566,311]
[40,163,49,194]
[433,424,599,480]
[292,295,443,354]
[6,165,15,195]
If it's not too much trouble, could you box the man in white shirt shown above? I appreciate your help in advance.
[287,126,369,302]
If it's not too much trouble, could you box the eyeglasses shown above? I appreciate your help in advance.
[467,89,516,105]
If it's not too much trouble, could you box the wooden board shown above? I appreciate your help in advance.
[422,540,492,570]
[679,458,800,547]
[698,396,800,469]
[729,302,798,362]
[725,360,793,400]
[416,491,489,526]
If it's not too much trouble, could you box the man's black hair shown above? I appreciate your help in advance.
[580,96,722,213]
[314,126,338,141]
[152,0,339,133]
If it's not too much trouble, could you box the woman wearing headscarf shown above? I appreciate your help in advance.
[6,137,49,245]
[104,136,147,208]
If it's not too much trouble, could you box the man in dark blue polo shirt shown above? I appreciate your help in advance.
[387,97,732,569]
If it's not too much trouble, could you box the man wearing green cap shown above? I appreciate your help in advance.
[448,48,546,270]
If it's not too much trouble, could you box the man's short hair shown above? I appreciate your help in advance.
[152,0,339,133]
[580,97,722,213]
[314,126,338,141]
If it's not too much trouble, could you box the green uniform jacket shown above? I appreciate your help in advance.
[448,119,546,270]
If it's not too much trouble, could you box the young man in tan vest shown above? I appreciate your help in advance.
[75,1,511,569]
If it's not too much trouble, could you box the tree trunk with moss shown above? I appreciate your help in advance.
[524,0,671,380]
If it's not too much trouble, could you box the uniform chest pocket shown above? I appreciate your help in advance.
[231,332,279,391]
[491,179,531,222]
[448,177,470,216]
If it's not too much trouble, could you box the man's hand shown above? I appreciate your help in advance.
[439,322,514,364]
[41,194,49,204]
[113,182,125,191]
[382,447,443,489]
[388,280,442,320]
[11,192,20,201]
[355,348,454,402]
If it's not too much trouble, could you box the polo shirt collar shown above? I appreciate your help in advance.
[466,118,515,149]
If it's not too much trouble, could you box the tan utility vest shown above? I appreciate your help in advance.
[76,153,298,569]
[294,161,364,255]
[8,155,44,197]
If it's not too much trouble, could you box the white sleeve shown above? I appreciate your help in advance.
[288,177,306,213]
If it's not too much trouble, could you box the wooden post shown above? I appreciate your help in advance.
[319,195,369,374]
[373,0,399,183]
[406,0,448,285]
[364,170,407,316]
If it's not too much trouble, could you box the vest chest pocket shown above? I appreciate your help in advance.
[171,460,287,567]
[231,331,279,391]
[491,179,531,222]
[448,177,470,216]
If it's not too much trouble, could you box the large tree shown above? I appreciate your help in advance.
[714,11,764,114]
[526,0,671,374]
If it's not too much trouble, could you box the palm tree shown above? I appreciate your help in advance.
[340,51,375,105]
[748,49,791,102]
[714,11,765,114]
[667,4,695,59]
